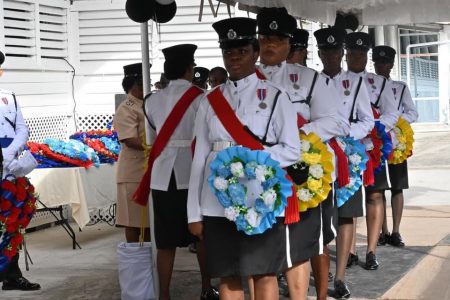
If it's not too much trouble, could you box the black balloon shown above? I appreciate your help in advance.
[125,0,155,23]
[344,14,359,32]
[151,1,177,24]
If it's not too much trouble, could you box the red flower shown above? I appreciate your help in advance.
[6,222,19,234]
[0,199,12,211]
[3,245,17,259]
[15,188,27,202]
[10,234,23,248]
[23,202,35,215]
[1,181,16,194]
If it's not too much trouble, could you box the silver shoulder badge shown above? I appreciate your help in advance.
[269,21,278,30]
[227,29,237,40]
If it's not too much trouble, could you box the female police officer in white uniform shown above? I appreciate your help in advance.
[187,17,300,300]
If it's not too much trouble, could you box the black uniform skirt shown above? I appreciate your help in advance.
[288,206,321,265]
[388,160,409,190]
[152,173,196,250]
[365,163,391,192]
[203,216,287,278]
[321,189,338,245]
[338,186,365,218]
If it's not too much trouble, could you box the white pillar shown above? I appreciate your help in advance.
[374,26,385,46]
[385,25,400,80]
[438,26,450,124]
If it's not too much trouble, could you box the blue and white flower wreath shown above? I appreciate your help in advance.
[208,146,292,235]
[335,137,368,208]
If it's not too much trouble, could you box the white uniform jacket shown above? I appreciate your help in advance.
[145,79,203,191]
[322,71,374,140]
[389,79,418,124]
[350,71,400,131]
[0,88,29,176]
[258,61,347,141]
[187,72,301,223]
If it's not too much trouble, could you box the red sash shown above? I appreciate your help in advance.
[207,88,300,224]
[255,68,266,80]
[133,86,203,206]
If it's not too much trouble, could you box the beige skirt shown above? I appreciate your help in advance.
[116,182,150,228]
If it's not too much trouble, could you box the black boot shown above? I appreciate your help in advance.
[389,232,405,247]
[333,280,350,299]
[364,251,379,270]
[346,253,358,268]
[377,232,390,246]
[2,277,41,291]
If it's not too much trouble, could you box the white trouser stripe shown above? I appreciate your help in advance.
[384,160,392,188]
[319,203,324,254]
[330,184,337,239]
[362,184,366,216]
[286,226,292,268]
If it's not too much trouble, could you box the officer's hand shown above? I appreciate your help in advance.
[2,148,16,169]
[188,221,204,240]
[390,131,399,148]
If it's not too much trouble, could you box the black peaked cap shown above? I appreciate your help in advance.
[345,32,372,50]
[212,17,257,48]
[257,7,297,38]
[314,27,346,49]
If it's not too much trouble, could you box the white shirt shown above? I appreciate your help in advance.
[350,71,400,131]
[187,72,300,223]
[0,88,29,176]
[258,61,347,141]
[321,71,374,140]
[145,79,203,191]
[389,79,418,124]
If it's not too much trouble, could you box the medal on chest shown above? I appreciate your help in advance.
[1,97,8,105]
[342,80,350,96]
[368,77,376,89]
[257,88,267,109]
[289,73,300,90]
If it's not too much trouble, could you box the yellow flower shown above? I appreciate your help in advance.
[307,178,323,193]
[397,135,407,144]
[302,153,322,165]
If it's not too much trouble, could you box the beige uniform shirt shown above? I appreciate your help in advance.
[113,94,146,183]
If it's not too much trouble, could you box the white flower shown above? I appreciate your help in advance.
[301,141,311,152]
[245,208,261,228]
[347,177,357,188]
[255,165,267,182]
[393,127,401,135]
[230,162,245,178]
[349,153,362,165]
[297,188,313,202]
[397,143,406,151]
[224,206,239,221]
[261,189,277,209]
[213,177,229,191]
[362,138,374,151]
[309,164,324,179]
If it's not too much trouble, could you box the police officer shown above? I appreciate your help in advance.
[287,28,309,66]
[113,63,150,243]
[0,51,40,291]
[256,8,346,299]
[345,32,400,271]
[372,46,418,248]
[187,17,300,300]
[144,44,218,300]
[208,67,228,88]
[315,27,374,299]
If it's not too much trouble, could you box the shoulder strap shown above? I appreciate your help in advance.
[349,77,363,123]
[261,90,281,144]
[397,85,407,110]
[4,93,18,130]
[304,71,319,106]
[207,88,264,150]
[374,77,387,108]
[133,86,203,205]
[143,93,156,131]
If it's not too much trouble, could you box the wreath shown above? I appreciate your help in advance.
[0,177,37,271]
[362,121,393,174]
[294,132,334,212]
[208,146,292,235]
[388,117,414,164]
[70,130,121,163]
[335,137,369,207]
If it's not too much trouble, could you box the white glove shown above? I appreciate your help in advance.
[390,131,399,148]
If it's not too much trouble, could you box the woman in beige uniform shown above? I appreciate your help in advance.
[113,63,150,242]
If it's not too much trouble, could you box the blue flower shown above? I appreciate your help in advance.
[235,215,248,231]
[255,198,270,214]
[244,161,257,179]
[217,191,232,207]
[262,177,279,191]
[228,183,246,206]
[217,165,232,178]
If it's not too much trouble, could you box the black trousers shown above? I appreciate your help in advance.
[0,253,22,282]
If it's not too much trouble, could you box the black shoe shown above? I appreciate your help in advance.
[188,242,197,253]
[364,251,379,270]
[277,273,289,296]
[377,232,390,246]
[346,253,358,268]
[328,272,334,282]
[389,232,405,247]
[333,280,351,299]
[200,287,219,300]
[2,277,41,291]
